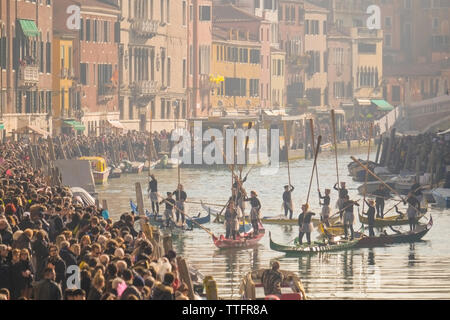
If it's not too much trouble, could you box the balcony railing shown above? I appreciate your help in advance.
[131,80,159,96]
[18,65,39,87]
[131,19,159,37]
[98,85,116,103]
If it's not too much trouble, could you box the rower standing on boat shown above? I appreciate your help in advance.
[233,174,247,218]
[245,191,261,236]
[298,204,315,245]
[406,192,420,231]
[147,174,159,216]
[159,192,175,227]
[342,195,359,240]
[318,188,331,226]
[334,182,348,211]
[363,199,376,237]
[373,185,389,218]
[173,184,187,225]
[283,185,295,219]
[224,200,239,240]
[261,261,283,296]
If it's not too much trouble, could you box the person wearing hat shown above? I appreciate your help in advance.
[282,185,295,219]
[147,174,159,216]
[298,204,316,245]
[224,200,238,240]
[159,192,176,228]
[342,195,359,240]
[363,199,376,237]
[318,188,331,226]
[334,181,348,211]
[244,191,262,236]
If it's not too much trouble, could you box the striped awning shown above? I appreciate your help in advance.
[18,19,40,37]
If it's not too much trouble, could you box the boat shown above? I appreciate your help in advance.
[356,216,433,247]
[131,161,144,174]
[239,269,307,300]
[202,202,339,226]
[79,156,110,185]
[358,212,426,227]
[186,211,211,229]
[212,223,265,249]
[143,159,161,171]
[156,155,181,169]
[269,231,359,255]
[391,175,416,195]
[431,188,450,209]
[110,167,122,179]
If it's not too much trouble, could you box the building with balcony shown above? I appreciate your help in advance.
[270,48,286,110]
[119,0,188,132]
[210,26,262,114]
[0,0,54,137]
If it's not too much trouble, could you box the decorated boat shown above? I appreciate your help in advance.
[212,223,265,249]
[239,269,307,300]
[186,211,211,229]
[269,231,360,255]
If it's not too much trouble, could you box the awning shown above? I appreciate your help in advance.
[0,123,4,130]
[107,120,125,130]
[19,125,50,138]
[64,120,86,131]
[18,19,40,37]
[356,99,372,106]
[371,99,394,111]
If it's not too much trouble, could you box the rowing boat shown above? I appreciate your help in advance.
[186,211,211,229]
[202,203,339,226]
[212,223,265,249]
[358,212,426,227]
[269,232,359,255]
[239,269,307,300]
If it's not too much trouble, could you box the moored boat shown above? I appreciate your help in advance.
[186,211,211,229]
[79,156,110,185]
[131,161,144,174]
[431,188,450,209]
[269,231,359,255]
[212,223,265,249]
[239,269,307,300]
[110,167,122,179]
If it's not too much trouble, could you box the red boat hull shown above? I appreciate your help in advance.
[213,226,265,249]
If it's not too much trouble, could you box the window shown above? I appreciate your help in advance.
[104,21,109,42]
[93,20,98,42]
[334,82,345,98]
[86,20,91,41]
[46,42,51,73]
[97,64,113,95]
[385,34,392,47]
[239,48,248,63]
[160,0,164,23]
[189,45,193,75]
[80,19,84,41]
[323,21,327,35]
[249,79,259,97]
[167,0,170,23]
[40,40,44,72]
[0,35,6,69]
[306,88,321,106]
[114,22,120,43]
[167,57,171,87]
[385,17,392,28]
[307,51,320,75]
[199,6,211,21]
[250,49,260,64]
[182,1,186,26]
[182,59,186,88]
[225,78,246,97]
[80,63,88,85]
[161,99,165,119]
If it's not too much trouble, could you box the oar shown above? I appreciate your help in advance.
[350,156,421,215]
[306,135,322,205]
[329,199,361,220]
[159,198,215,236]
[362,123,373,214]
[309,119,321,196]
[186,200,227,207]
[331,109,340,186]
[383,184,426,216]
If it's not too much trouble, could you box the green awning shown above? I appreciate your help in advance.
[18,19,40,37]
[371,99,394,111]
[64,120,85,131]
[0,123,4,130]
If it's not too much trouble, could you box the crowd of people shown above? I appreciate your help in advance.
[0,141,196,300]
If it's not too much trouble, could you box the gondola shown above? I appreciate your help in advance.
[269,231,360,255]
[186,211,211,229]
[358,212,426,227]
[202,202,339,227]
[239,269,307,300]
[212,223,265,249]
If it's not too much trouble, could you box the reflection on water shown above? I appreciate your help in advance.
[98,150,450,299]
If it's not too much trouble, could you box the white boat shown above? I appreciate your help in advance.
[392,176,416,195]
[431,188,450,209]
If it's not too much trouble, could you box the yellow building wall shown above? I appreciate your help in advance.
[52,38,73,120]
[211,41,261,110]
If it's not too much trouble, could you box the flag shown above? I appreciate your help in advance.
[111,69,119,85]
[130,200,137,214]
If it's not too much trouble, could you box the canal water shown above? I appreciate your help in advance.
[97,149,450,300]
